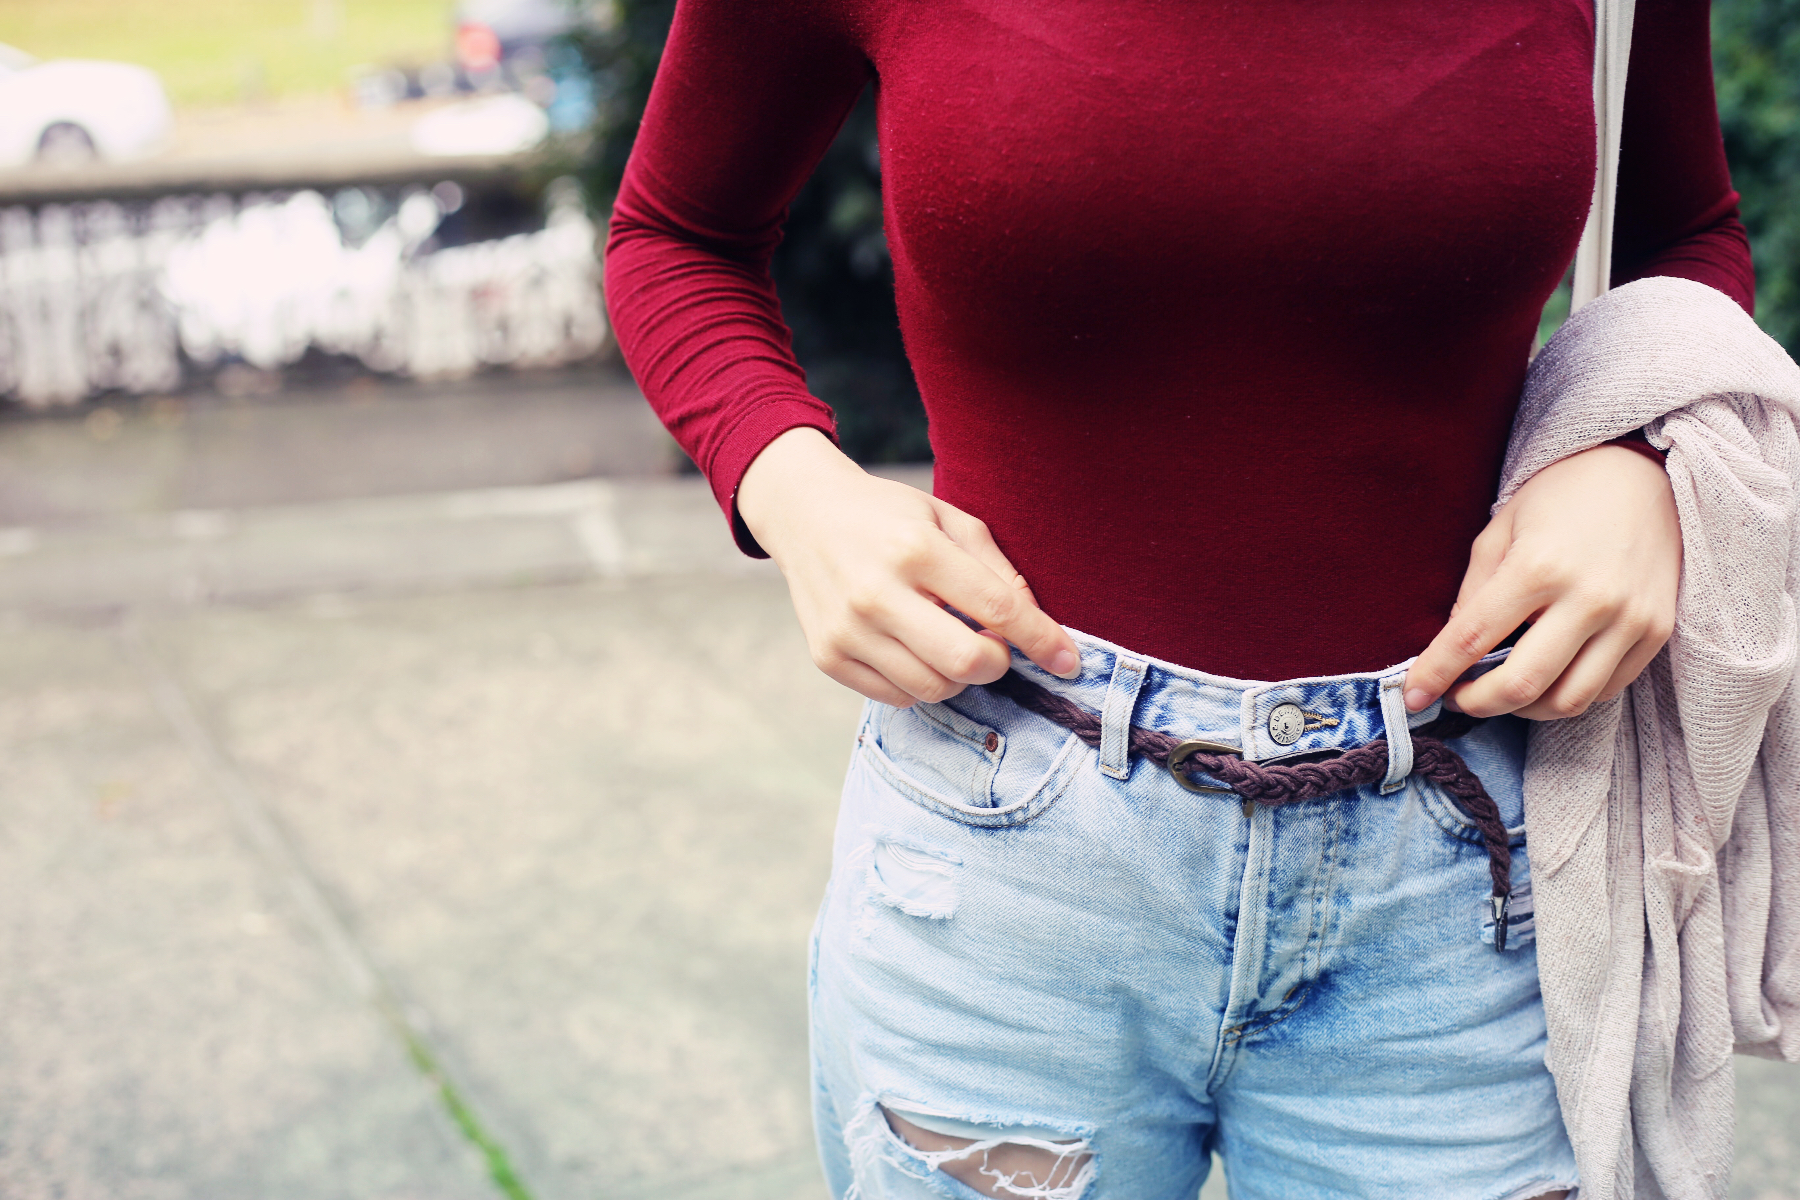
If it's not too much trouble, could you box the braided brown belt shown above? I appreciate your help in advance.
[982,670,1518,951]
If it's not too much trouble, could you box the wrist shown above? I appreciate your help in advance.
[736,427,861,561]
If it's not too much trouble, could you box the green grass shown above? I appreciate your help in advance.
[0,0,450,107]
[398,1026,535,1200]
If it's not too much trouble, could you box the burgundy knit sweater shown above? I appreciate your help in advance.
[605,0,1754,680]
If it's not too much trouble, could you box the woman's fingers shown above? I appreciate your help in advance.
[801,582,979,703]
[739,431,1081,701]
[1429,544,1674,721]
[1593,631,1667,705]
[1409,446,1680,719]
[821,628,973,706]
[822,656,931,708]
[876,590,1017,685]
[909,521,1081,679]
[1443,604,1593,717]
[934,502,1042,604]
[1404,549,1549,712]
[1517,628,1642,720]
[932,500,1015,579]
[1417,445,1680,719]
[930,501,1077,675]
[798,520,1074,702]
[1448,614,1627,718]
[1535,608,1670,717]
[1452,618,1666,721]
[810,554,1039,703]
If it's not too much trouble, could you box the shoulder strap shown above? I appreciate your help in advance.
[1569,0,1638,312]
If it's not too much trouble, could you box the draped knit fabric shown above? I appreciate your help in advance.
[1503,276,1800,1200]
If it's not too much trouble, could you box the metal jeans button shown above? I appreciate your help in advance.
[1267,702,1306,745]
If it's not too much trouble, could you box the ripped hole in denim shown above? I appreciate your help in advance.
[869,839,958,919]
[1499,1186,1574,1200]
[845,1100,1094,1200]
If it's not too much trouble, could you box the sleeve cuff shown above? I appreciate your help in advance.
[1602,428,1668,467]
[707,399,839,558]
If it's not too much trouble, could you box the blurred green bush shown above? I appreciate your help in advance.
[575,0,1800,461]
[573,0,927,463]
[1716,0,1800,355]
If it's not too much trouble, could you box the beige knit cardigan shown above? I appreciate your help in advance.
[1503,275,1800,1200]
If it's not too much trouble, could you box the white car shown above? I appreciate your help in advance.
[0,43,171,168]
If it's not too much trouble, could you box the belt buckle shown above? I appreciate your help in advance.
[1166,739,1240,795]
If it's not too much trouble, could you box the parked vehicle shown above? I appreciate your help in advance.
[0,44,171,169]
[453,0,585,75]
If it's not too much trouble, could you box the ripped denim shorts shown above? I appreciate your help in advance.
[808,628,1578,1200]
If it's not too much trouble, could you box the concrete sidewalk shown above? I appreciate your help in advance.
[0,416,1793,1197]
[2,558,852,1199]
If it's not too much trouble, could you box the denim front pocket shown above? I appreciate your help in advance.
[874,699,1003,807]
[858,688,1083,828]
[1412,715,1529,848]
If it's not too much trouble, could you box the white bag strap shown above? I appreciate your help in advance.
[1569,0,1638,312]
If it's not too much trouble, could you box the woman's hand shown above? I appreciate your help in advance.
[1403,443,1680,720]
[738,428,1082,706]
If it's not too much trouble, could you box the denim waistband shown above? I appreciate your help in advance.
[1009,627,1509,793]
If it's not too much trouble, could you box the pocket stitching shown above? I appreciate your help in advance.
[909,700,1001,753]
[1412,776,1528,847]
[857,726,1082,828]
[877,702,1001,809]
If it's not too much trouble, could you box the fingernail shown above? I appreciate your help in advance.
[1050,650,1081,679]
[1404,688,1433,713]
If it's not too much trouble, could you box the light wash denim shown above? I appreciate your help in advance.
[809,628,1577,1200]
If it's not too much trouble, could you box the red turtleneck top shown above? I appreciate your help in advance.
[606,0,1754,680]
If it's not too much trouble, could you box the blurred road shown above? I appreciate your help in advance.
[0,96,528,202]
[0,373,1792,1199]
[0,368,675,525]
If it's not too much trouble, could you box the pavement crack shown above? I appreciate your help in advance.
[118,620,537,1200]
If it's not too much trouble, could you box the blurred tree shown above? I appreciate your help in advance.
[569,0,674,205]
[1715,0,1800,354]
[571,0,929,463]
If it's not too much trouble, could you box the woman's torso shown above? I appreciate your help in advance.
[611,0,1747,680]
[868,1,1594,677]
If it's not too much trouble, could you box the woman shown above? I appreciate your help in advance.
[605,2,1755,1196]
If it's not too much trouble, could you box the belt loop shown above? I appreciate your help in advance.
[1378,672,1414,794]
[1099,656,1148,780]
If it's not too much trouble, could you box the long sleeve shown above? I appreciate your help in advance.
[602,0,1766,679]
[604,0,871,552]
[1611,0,1756,311]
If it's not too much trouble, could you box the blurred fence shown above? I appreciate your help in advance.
[0,180,606,408]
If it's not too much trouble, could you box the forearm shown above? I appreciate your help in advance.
[601,0,870,553]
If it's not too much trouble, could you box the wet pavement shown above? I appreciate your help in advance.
[0,373,1792,1199]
